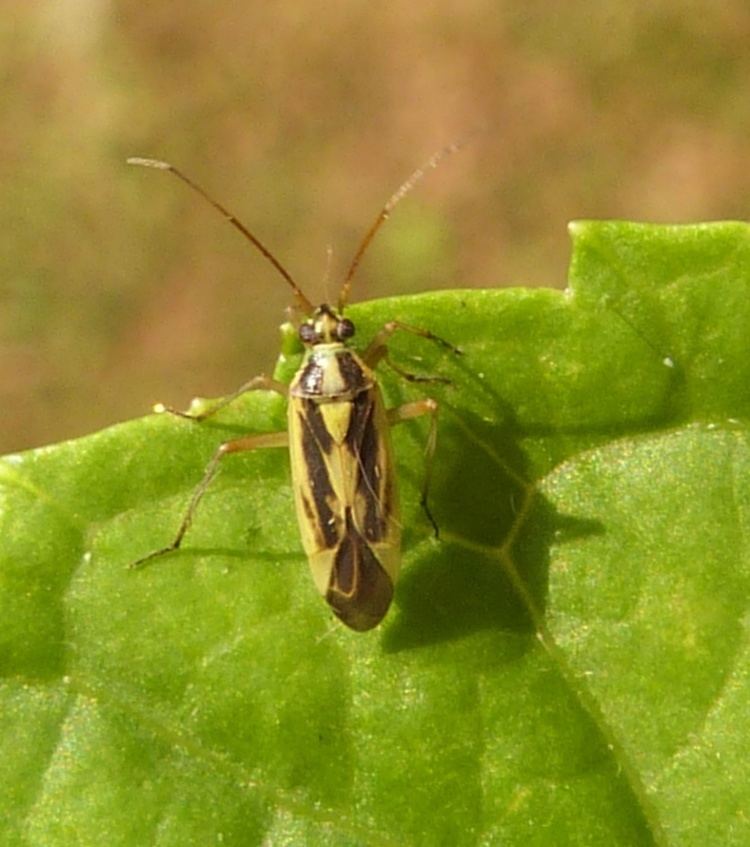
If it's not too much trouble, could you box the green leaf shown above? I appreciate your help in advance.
[2,220,750,845]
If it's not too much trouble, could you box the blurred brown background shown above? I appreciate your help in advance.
[3,2,750,452]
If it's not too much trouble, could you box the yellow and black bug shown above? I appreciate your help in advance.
[128,147,461,631]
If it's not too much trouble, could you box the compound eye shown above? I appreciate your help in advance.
[299,323,317,344]
[337,318,355,340]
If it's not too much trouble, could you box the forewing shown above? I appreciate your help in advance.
[288,385,401,630]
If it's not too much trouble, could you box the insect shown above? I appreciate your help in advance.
[127,145,462,630]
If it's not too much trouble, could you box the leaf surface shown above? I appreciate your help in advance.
[2,221,749,845]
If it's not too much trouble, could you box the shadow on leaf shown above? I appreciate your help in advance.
[383,409,605,650]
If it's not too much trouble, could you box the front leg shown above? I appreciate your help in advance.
[363,320,461,384]
[156,374,288,421]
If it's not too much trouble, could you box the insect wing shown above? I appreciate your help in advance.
[288,382,401,631]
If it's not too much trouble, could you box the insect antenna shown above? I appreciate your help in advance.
[322,243,335,305]
[338,138,467,311]
[127,157,315,314]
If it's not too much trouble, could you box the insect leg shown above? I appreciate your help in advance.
[363,320,462,367]
[129,429,289,568]
[156,374,288,421]
[387,398,441,537]
[363,320,461,384]
[379,353,451,385]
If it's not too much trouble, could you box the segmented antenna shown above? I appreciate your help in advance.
[338,138,467,311]
[127,157,314,315]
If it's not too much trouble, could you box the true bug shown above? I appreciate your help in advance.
[127,146,462,630]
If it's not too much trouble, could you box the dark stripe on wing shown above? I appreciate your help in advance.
[304,399,334,454]
[347,391,388,541]
[327,508,393,631]
[299,408,338,548]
